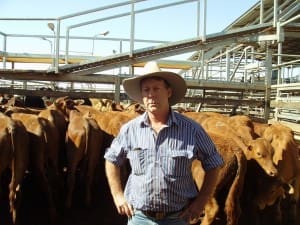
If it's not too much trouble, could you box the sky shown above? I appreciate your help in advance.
[0,0,258,58]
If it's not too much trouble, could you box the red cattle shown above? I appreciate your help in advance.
[38,107,68,172]
[183,111,227,125]
[262,122,300,225]
[200,116,277,177]
[192,131,247,225]
[49,96,77,122]
[227,115,258,141]
[122,102,145,114]
[65,110,104,208]
[4,106,41,116]
[10,112,60,223]
[75,105,139,137]
[89,98,125,112]
[0,112,29,224]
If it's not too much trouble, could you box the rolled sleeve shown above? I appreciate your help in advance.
[201,152,224,170]
[195,127,224,171]
[104,130,128,166]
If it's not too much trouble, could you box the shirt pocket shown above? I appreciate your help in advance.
[127,148,147,175]
[160,149,194,177]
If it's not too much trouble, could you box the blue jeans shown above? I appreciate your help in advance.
[127,210,189,225]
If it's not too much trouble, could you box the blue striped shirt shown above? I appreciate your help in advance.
[104,110,223,212]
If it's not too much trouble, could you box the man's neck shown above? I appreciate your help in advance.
[147,108,170,125]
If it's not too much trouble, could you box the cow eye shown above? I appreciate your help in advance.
[256,151,262,157]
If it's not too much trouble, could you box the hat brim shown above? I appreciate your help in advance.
[122,71,187,105]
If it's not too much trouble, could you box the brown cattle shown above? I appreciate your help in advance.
[75,105,139,137]
[75,105,138,189]
[53,98,140,137]
[4,106,41,116]
[38,107,68,171]
[122,102,145,114]
[65,110,104,208]
[183,112,211,124]
[227,115,258,141]
[262,122,300,225]
[192,131,247,225]
[200,116,277,177]
[75,105,140,211]
[0,112,29,224]
[4,103,67,177]
[49,96,76,121]
[89,98,111,111]
[10,112,60,223]
[55,97,127,224]
[89,98,124,112]
[244,137,278,176]
[183,111,227,125]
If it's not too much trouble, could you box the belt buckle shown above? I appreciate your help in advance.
[142,211,166,220]
[155,212,165,220]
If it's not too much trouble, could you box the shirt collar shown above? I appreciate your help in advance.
[139,109,179,128]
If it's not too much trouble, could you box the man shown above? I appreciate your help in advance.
[104,61,224,225]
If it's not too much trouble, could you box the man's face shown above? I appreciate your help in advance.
[140,77,172,113]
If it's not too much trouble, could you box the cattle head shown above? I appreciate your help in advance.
[263,123,297,166]
[111,102,124,111]
[132,103,145,114]
[245,138,278,177]
[123,102,145,114]
[52,96,77,118]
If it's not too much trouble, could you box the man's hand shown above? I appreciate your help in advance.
[114,194,134,218]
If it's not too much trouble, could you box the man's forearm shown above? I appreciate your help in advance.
[105,160,124,200]
[105,160,134,217]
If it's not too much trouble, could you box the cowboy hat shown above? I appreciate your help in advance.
[122,61,187,105]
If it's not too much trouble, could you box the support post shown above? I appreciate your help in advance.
[114,76,120,103]
[264,46,272,122]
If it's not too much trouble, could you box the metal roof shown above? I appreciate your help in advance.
[225,0,300,60]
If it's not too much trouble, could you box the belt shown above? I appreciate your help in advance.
[141,210,179,220]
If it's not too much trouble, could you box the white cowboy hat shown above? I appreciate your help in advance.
[122,61,187,105]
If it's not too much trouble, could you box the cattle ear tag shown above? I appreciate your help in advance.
[247,145,253,151]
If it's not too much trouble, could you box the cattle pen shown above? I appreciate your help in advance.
[0,0,299,137]
[0,1,300,225]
